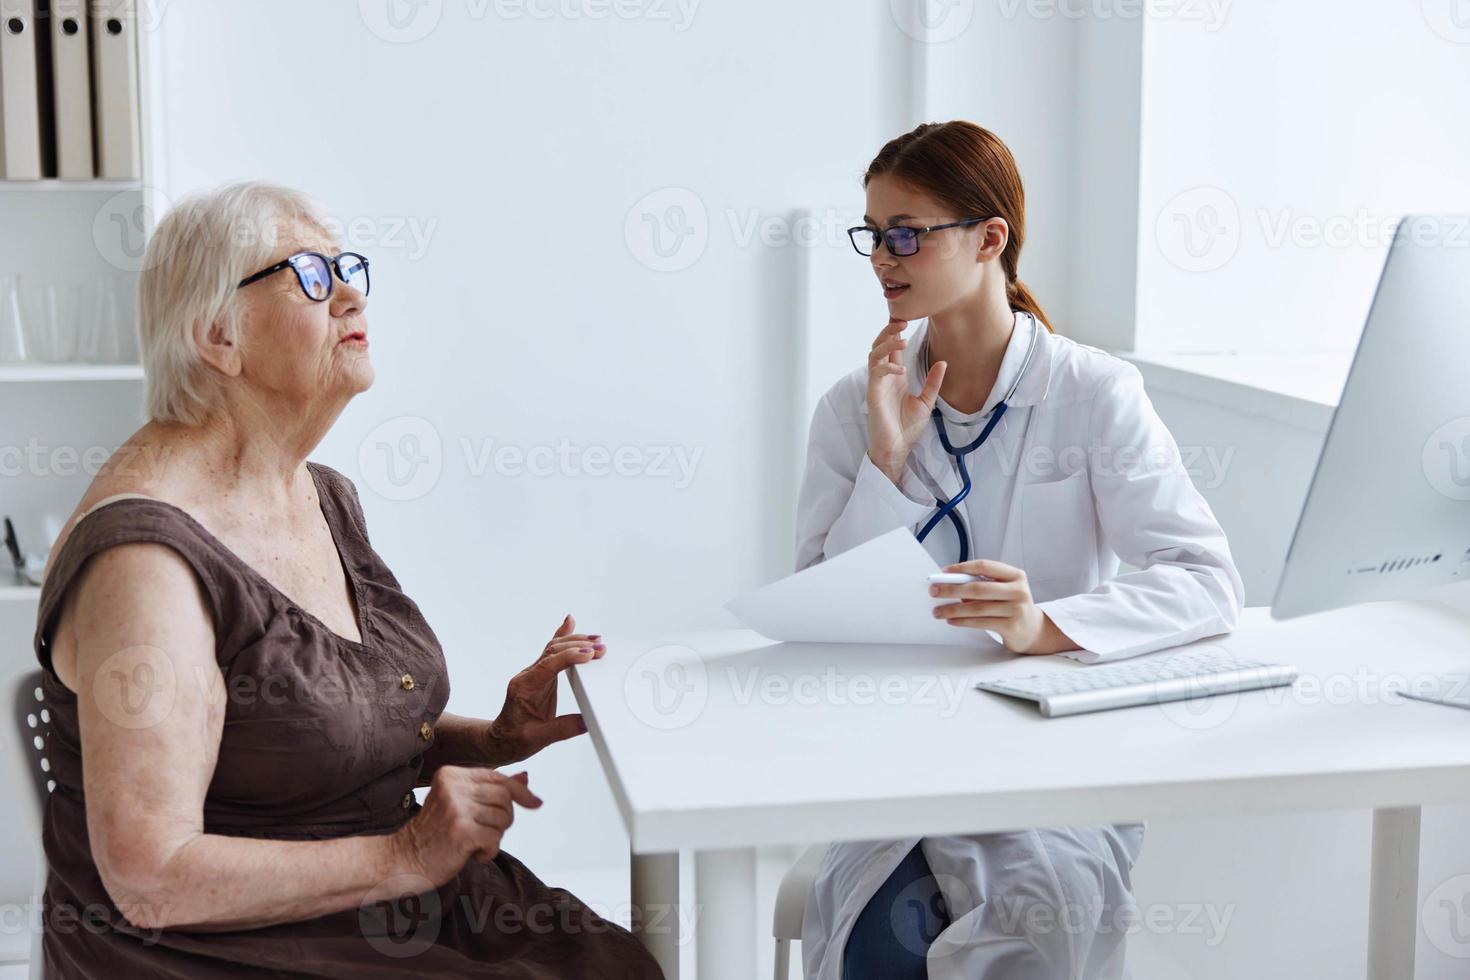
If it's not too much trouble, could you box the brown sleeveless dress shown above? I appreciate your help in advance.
[31,462,661,979]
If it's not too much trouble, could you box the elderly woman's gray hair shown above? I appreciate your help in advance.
[138,181,334,426]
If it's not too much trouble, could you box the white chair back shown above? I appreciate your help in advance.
[10,671,53,825]
[771,842,827,979]
[7,669,51,980]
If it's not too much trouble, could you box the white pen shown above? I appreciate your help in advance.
[926,572,995,585]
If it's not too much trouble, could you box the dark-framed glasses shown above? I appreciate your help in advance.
[846,217,992,258]
[237,251,371,302]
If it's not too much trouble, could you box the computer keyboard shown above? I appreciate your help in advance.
[975,649,1299,718]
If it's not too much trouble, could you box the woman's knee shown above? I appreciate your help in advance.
[842,843,949,980]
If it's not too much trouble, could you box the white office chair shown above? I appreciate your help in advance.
[772,842,828,979]
[7,670,51,980]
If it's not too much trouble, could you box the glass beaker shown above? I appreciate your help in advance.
[0,276,28,363]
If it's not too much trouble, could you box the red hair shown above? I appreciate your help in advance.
[864,121,1053,332]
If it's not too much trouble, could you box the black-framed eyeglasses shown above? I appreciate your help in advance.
[237,251,371,302]
[846,217,992,258]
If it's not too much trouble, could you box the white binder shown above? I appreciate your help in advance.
[0,0,43,179]
[89,0,138,179]
[48,0,92,179]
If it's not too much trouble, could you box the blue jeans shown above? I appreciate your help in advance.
[842,842,952,980]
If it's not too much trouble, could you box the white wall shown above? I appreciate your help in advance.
[916,5,1147,354]
[921,1,1078,332]
[1069,10,1144,352]
[1137,0,1470,354]
[135,4,1470,977]
[150,0,1108,878]
[149,0,929,877]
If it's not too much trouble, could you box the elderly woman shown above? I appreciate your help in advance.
[31,182,661,978]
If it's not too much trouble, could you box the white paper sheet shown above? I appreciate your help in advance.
[725,528,1005,647]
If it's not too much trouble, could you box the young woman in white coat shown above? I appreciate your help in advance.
[794,121,1246,979]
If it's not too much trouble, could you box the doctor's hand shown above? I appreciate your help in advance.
[867,318,946,487]
[929,560,1080,655]
[483,614,605,766]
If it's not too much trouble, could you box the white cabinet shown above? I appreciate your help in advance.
[0,18,161,975]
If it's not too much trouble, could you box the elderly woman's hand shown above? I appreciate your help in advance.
[482,614,605,766]
[394,766,543,886]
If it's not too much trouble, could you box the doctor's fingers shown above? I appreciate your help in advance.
[870,318,907,347]
[930,579,1021,601]
[932,599,1016,620]
[870,361,906,382]
[867,336,907,366]
[945,558,1025,581]
[918,361,946,406]
[945,617,1014,633]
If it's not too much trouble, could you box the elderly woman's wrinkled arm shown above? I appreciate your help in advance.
[65,543,538,933]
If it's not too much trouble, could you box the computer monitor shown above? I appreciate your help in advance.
[1272,216,1470,620]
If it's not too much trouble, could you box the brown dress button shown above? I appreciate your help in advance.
[419,721,432,741]
[401,792,413,809]
[401,673,415,691]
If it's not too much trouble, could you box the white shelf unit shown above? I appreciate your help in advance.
[0,184,143,976]
[0,14,162,973]
[0,180,143,192]
[0,364,143,382]
[0,187,151,555]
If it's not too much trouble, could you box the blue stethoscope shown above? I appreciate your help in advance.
[914,317,1040,563]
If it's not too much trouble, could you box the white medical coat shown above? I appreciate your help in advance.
[794,313,1245,979]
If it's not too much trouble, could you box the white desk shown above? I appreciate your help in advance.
[570,600,1470,980]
